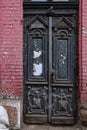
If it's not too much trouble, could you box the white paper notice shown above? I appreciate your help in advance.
[33,63,42,76]
[33,51,42,58]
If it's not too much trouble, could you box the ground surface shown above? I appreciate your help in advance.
[21,123,87,130]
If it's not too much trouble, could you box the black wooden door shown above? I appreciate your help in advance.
[23,9,78,124]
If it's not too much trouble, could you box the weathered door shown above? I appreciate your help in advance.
[23,2,78,124]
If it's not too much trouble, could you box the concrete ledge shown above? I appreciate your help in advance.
[0,99,21,129]
[80,103,87,125]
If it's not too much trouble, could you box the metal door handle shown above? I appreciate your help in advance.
[50,70,55,82]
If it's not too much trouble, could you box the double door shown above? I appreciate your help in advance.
[23,12,78,124]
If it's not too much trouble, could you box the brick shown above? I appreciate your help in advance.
[79,0,87,104]
[0,0,23,98]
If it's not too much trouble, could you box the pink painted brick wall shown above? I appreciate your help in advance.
[0,0,87,110]
[0,0,23,97]
[79,0,87,104]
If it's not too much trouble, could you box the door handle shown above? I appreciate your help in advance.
[50,70,55,82]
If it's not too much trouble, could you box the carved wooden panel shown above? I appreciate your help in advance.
[27,85,48,114]
[52,87,73,116]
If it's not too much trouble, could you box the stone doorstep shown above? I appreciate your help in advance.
[21,123,82,130]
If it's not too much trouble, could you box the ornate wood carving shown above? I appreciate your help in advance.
[52,87,73,116]
[27,86,48,114]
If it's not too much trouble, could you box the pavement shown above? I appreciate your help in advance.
[21,123,87,130]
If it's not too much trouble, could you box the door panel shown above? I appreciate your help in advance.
[26,85,48,123]
[52,16,74,85]
[51,87,74,124]
[24,15,49,123]
[23,13,78,124]
[51,16,77,124]
[26,15,48,82]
